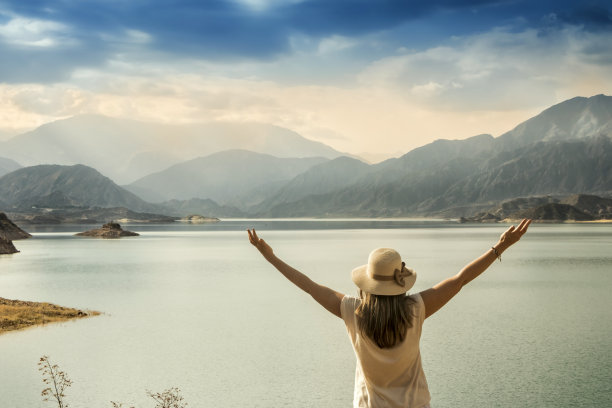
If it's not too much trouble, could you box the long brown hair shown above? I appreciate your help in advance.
[355,291,416,349]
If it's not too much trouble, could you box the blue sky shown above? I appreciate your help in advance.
[1,0,611,159]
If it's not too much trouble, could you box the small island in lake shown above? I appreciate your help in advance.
[0,297,99,334]
[75,222,139,238]
[179,214,220,223]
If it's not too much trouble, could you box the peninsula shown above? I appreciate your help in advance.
[0,212,31,254]
[0,237,19,254]
[0,297,99,334]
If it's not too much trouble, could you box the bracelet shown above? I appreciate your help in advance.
[491,246,501,262]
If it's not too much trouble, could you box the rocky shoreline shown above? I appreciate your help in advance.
[459,194,612,223]
[179,214,220,223]
[6,206,176,225]
[0,237,19,254]
[0,212,31,254]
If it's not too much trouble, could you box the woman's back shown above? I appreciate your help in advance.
[248,219,530,408]
[341,293,431,408]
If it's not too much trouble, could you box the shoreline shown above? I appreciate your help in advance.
[0,297,99,335]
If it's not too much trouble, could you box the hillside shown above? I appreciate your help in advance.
[430,135,612,213]
[495,94,612,150]
[0,164,153,212]
[560,194,612,219]
[251,156,371,213]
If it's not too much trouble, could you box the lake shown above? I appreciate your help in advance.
[0,220,611,407]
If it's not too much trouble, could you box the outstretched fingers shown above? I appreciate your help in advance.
[248,229,265,250]
[517,218,532,234]
[247,229,258,246]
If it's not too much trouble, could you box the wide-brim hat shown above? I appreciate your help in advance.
[352,248,416,296]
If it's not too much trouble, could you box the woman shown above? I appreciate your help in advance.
[247,219,531,408]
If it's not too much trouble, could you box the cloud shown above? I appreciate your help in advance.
[5,0,609,83]
[317,35,357,54]
[0,70,549,158]
[0,13,71,47]
[0,0,611,157]
[358,23,612,111]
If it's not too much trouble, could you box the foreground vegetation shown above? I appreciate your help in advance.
[0,297,98,334]
[39,356,186,408]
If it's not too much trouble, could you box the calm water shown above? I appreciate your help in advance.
[0,221,610,408]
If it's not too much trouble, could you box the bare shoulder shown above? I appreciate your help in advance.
[418,277,462,319]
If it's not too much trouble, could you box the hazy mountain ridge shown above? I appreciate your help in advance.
[1,95,611,219]
[0,115,348,184]
[0,157,21,177]
[127,150,329,205]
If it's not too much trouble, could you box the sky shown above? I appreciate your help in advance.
[0,0,611,161]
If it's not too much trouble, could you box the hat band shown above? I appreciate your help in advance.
[371,262,411,287]
[371,274,395,281]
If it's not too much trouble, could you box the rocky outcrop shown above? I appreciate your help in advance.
[511,203,595,222]
[0,212,31,240]
[0,237,18,254]
[75,222,139,238]
[560,194,612,219]
[460,194,611,222]
[179,214,220,223]
[8,207,176,224]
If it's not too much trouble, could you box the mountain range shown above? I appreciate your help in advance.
[0,115,347,184]
[255,95,612,217]
[0,94,610,219]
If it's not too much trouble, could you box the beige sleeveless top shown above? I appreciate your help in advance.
[340,293,431,408]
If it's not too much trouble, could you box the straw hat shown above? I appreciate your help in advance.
[352,248,416,296]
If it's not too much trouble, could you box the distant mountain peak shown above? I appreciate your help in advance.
[0,164,151,212]
[497,94,612,150]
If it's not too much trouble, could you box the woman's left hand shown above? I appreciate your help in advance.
[247,229,274,259]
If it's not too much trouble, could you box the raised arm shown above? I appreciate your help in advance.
[420,219,532,319]
[247,229,345,318]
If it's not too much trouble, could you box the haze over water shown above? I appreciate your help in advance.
[0,221,610,407]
